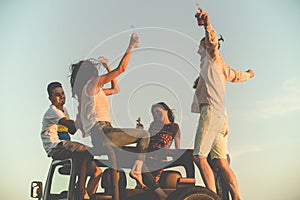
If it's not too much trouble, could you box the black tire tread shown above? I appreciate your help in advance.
[166,186,221,200]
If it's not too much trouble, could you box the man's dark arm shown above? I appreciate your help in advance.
[58,118,77,134]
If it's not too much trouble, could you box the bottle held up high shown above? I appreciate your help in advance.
[195,8,205,26]
[136,117,144,129]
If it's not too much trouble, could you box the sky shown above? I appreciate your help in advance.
[0,0,300,199]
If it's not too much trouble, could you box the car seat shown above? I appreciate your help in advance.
[159,170,182,188]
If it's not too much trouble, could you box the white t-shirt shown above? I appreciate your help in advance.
[191,24,250,115]
[41,105,69,155]
[80,82,112,134]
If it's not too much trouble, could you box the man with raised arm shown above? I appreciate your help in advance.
[191,8,255,200]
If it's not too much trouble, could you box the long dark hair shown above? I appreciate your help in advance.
[69,60,98,99]
[151,102,175,123]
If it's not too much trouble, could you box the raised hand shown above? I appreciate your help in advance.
[98,56,109,66]
[98,56,110,70]
[195,8,210,26]
[246,69,255,78]
[128,32,139,49]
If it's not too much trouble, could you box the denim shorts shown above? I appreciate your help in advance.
[48,140,88,160]
[193,106,228,159]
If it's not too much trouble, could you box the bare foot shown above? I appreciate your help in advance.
[130,170,146,188]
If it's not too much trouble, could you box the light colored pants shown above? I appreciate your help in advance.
[193,106,228,159]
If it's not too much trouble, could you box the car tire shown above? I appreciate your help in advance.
[166,186,221,200]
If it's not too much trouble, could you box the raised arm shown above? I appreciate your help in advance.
[99,56,120,96]
[196,8,219,59]
[86,33,138,96]
[96,33,139,88]
[225,63,255,82]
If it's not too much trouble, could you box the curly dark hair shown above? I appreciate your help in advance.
[69,60,97,99]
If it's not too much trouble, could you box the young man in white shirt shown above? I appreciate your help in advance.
[41,82,101,199]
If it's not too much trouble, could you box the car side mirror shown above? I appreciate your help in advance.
[31,181,43,199]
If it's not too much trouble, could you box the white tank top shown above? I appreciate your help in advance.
[80,81,112,134]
